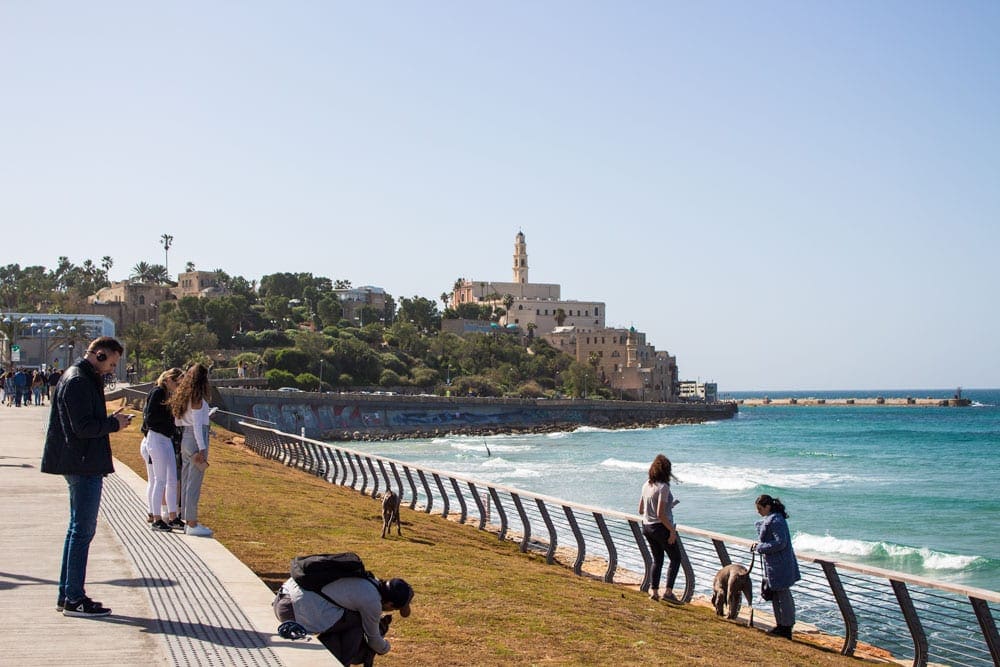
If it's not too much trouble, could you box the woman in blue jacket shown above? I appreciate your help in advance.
[753,494,800,639]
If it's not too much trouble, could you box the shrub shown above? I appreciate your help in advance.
[379,369,402,387]
[296,372,321,391]
[265,369,297,389]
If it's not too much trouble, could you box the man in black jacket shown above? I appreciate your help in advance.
[41,336,132,617]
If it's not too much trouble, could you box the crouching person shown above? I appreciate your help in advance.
[274,574,413,665]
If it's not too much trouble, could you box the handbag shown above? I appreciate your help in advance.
[761,578,773,601]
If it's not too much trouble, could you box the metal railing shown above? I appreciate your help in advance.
[239,422,1000,667]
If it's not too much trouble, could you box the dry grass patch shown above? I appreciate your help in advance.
[111,404,881,666]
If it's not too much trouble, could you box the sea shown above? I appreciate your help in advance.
[344,388,1000,594]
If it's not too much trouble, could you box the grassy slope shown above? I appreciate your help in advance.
[110,405,878,666]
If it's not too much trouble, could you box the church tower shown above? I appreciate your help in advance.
[512,231,529,284]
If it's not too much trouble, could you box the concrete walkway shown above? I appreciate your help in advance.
[0,404,335,666]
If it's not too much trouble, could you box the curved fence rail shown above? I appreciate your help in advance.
[238,422,1000,667]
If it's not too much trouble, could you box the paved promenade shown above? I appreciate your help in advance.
[0,404,336,666]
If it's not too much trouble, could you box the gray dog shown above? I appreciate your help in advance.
[380,490,401,538]
[712,562,754,623]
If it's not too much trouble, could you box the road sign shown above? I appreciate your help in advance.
[11,344,20,362]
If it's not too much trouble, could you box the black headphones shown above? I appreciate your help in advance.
[95,351,108,362]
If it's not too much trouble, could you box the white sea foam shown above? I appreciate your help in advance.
[794,532,981,571]
[675,463,839,492]
[600,458,647,471]
[450,441,533,453]
[495,467,543,479]
[678,464,757,491]
[546,431,570,439]
[480,457,511,468]
[573,425,615,433]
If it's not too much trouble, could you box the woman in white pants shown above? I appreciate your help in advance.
[142,368,184,531]
[169,363,213,537]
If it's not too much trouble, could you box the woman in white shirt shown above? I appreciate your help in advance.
[638,454,682,602]
[169,363,213,537]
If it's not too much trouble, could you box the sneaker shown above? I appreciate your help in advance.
[167,517,185,530]
[661,591,680,603]
[151,519,172,532]
[63,597,111,617]
[185,524,213,537]
[57,597,101,612]
[648,590,660,601]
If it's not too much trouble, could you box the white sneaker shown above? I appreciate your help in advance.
[185,524,213,537]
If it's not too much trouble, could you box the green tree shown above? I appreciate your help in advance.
[317,296,342,327]
[397,295,441,332]
[273,348,311,375]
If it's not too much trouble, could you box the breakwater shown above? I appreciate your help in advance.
[214,388,737,440]
[737,395,972,407]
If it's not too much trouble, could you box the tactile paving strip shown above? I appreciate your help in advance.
[101,473,281,666]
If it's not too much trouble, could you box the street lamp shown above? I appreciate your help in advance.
[318,358,324,392]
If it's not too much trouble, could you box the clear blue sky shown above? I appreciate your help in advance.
[2,2,998,391]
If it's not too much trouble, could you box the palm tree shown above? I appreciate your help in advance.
[440,292,450,310]
[502,294,514,325]
[185,261,196,273]
[101,256,113,274]
[160,234,174,276]
[149,264,170,284]
[130,261,154,283]
[555,308,567,326]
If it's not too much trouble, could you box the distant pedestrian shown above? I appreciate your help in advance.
[169,363,213,537]
[13,368,27,407]
[2,371,13,406]
[47,368,61,401]
[32,369,46,405]
[41,336,132,617]
[237,360,246,378]
[638,454,683,603]
[752,494,801,639]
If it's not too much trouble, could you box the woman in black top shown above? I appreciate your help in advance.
[142,368,184,531]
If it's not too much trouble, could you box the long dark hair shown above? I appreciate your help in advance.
[169,363,210,417]
[648,454,678,485]
[755,494,789,518]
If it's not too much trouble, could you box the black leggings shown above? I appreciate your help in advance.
[642,523,682,590]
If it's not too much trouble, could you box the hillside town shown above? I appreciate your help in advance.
[1,233,716,402]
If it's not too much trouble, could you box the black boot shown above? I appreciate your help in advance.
[767,625,793,639]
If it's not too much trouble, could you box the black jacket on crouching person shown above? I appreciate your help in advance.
[41,359,120,476]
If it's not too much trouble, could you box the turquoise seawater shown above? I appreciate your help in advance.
[346,388,1000,593]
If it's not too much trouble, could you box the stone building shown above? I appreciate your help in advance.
[173,270,228,299]
[451,232,606,332]
[545,325,678,402]
[451,232,679,402]
[88,280,175,331]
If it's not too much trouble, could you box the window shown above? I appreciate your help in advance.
[139,295,145,305]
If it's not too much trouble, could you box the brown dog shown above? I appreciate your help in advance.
[712,563,754,621]
[380,490,401,538]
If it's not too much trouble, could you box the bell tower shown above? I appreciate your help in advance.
[513,231,528,284]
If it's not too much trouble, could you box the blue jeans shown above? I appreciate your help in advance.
[59,474,104,603]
